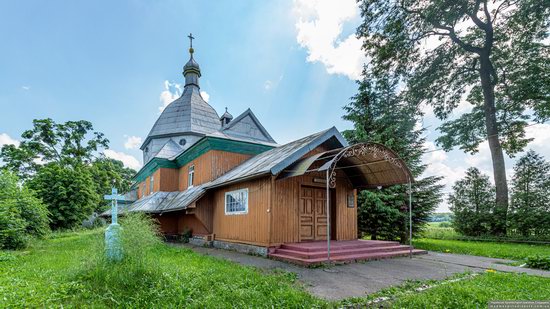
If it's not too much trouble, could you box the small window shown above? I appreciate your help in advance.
[149,175,154,194]
[179,138,187,146]
[225,188,248,215]
[145,146,149,153]
[142,182,146,196]
[188,165,195,188]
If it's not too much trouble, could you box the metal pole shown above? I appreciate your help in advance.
[408,177,412,258]
[326,169,331,264]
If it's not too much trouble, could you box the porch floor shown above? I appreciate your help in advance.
[269,240,427,266]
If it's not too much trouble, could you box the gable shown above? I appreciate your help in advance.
[222,109,276,143]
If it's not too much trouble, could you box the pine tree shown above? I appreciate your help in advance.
[343,78,444,241]
[510,150,550,238]
[449,167,496,236]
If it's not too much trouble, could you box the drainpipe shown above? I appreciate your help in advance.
[326,169,331,264]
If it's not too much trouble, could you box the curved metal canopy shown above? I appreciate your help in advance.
[279,142,413,188]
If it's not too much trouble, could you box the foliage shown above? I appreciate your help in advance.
[422,225,461,240]
[509,150,550,237]
[28,163,98,230]
[429,212,452,222]
[526,255,550,271]
[357,0,550,235]
[449,167,497,236]
[340,272,550,308]
[0,118,109,179]
[0,228,322,308]
[414,238,550,261]
[344,78,444,241]
[0,170,49,249]
[89,157,135,211]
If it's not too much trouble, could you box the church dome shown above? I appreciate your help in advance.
[183,57,201,77]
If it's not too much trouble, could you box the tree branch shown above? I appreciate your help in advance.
[400,1,483,54]
[468,0,490,31]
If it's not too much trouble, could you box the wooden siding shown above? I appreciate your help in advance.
[153,211,209,235]
[178,150,251,191]
[159,168,179,191]
[270,171,357,245]
[211,177,271,246]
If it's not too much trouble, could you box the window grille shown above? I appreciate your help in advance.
[224,189,248,215]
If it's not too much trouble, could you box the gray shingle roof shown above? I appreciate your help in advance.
[115,127,346,214]
[145,85,221,140]
[154,139,183,159]
[207,127,347,188]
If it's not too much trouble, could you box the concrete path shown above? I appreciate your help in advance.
[181,244,550,300]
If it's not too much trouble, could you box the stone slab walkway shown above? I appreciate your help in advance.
[180,244,550,300]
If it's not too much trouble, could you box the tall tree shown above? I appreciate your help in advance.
[449,167,496,236]
[0,118,109,179]
[509,150,550,237]
[90,157,136,211]
[343,78,444,240]
[357,0,550,234]
[28,163,98,230]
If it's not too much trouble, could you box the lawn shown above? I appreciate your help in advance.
[2,229,550,308]
[0,229,321,308]
[414,238,550,261]
[342,272,550,308]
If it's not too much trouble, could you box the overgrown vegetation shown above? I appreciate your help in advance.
[0,170,49,249]
[0,215,322,308]
[526,255,550,271]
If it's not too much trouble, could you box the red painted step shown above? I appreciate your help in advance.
[269,249,427,266]
[274,245,413,259]
[268,240,427,266]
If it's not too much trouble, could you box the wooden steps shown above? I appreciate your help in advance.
[268,240,427,266]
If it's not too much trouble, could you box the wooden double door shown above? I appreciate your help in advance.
[299,186,335,241]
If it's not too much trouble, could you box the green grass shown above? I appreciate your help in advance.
[340,272,550,308]
[2,229,550,308]
[0,229,321,308]
[414,238,550,261]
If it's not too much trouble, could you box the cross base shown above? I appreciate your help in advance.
[105,223,123,262]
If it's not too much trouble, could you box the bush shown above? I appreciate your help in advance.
[0,170,49,249]
[525,255,550,270]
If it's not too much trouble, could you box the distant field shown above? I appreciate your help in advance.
[414,238,550,261]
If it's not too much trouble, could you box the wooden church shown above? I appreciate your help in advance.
[121,36,425,264]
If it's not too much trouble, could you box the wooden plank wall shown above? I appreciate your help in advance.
[211,177,271,246]
[178,150,252,191]
[153,211,209,235]
[159,168,179,191]
[270,171,357,245]
[194,196,214,232]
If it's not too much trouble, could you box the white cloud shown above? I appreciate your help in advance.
[159,80,182,112]
[293,0,366,80]
[124,135,142,150]
[21,86,30,91]
[104,149,142,170]
[200,91,210,102]
[0,133,20,147]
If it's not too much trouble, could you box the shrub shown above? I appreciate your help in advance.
[525,255,550,271]
[0,170,49,249]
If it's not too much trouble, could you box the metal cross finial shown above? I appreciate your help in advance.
[188,33,195,48]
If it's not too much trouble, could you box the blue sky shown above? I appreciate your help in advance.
[1,0,549,211]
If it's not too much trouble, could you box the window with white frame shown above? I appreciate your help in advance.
[149,175,154,194]
[188,165,195,188]
[225,188,248,215]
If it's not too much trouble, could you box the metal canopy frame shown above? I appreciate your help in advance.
[321,143,414,264]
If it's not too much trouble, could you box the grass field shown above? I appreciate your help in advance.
[414,238,550,261]
[2,229,550,308]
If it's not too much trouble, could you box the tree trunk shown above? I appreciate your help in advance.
[479,54,509,236]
